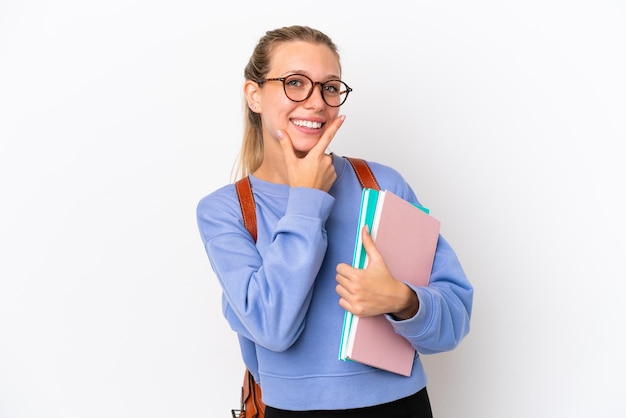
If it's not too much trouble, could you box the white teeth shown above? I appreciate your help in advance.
[292,119,322,129]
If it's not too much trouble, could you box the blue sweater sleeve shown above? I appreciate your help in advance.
[197,185,335,352]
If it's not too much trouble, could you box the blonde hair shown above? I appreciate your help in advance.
[234,25,341,179]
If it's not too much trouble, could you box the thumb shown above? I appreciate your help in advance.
[361,225,382,265]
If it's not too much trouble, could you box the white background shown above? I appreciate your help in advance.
[1,1,625,417]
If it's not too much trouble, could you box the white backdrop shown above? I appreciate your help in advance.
[1,1,625,417]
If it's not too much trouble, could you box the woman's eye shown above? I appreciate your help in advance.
[324,83,340,95]
[286,77,305,88]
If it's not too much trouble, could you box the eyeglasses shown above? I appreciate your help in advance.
[255,74,352,107]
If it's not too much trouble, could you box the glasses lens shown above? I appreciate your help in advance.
[322,80,349,107]
[283,75,313,102]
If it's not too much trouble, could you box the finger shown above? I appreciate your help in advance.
[311,114,345,156]
[360,225,382,264]
[336,262,352,277]
[337,297,352,313]
[277,129,297,162]
[335,283,349,299]
[336,265,360,295]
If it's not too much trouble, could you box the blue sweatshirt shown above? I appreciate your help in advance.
[196,154,473,410]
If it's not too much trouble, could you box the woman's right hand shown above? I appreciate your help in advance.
[276,115,345,192]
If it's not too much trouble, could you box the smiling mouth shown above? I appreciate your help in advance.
[291,119,323,129]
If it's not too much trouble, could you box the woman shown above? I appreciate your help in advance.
[196,25,473,417]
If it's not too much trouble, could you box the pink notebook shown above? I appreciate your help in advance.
[344,190,441,376]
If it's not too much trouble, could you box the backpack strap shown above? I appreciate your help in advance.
[235,176,257,243]
[234,156,379,243]
[346,157,381,191]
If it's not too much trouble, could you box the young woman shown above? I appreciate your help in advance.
[196,25,473,417]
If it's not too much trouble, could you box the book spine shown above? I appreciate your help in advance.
[339,188,380,360]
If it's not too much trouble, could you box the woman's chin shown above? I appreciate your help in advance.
[290,139,319,157]
[292,148,311,158]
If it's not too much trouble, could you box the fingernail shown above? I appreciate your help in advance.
[276,130,283,139]
[339,115,346,121]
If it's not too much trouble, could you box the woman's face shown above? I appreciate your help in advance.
[255,41,342,157]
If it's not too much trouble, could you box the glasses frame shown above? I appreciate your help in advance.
[255,73,352,107]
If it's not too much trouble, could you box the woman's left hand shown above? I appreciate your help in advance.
[335,225,419,319]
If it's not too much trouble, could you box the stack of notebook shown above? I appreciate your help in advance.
[338,188,441,376]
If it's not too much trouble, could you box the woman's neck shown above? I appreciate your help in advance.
[252,153,289,184]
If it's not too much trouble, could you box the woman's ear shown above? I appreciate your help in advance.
[244,80,260,113]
